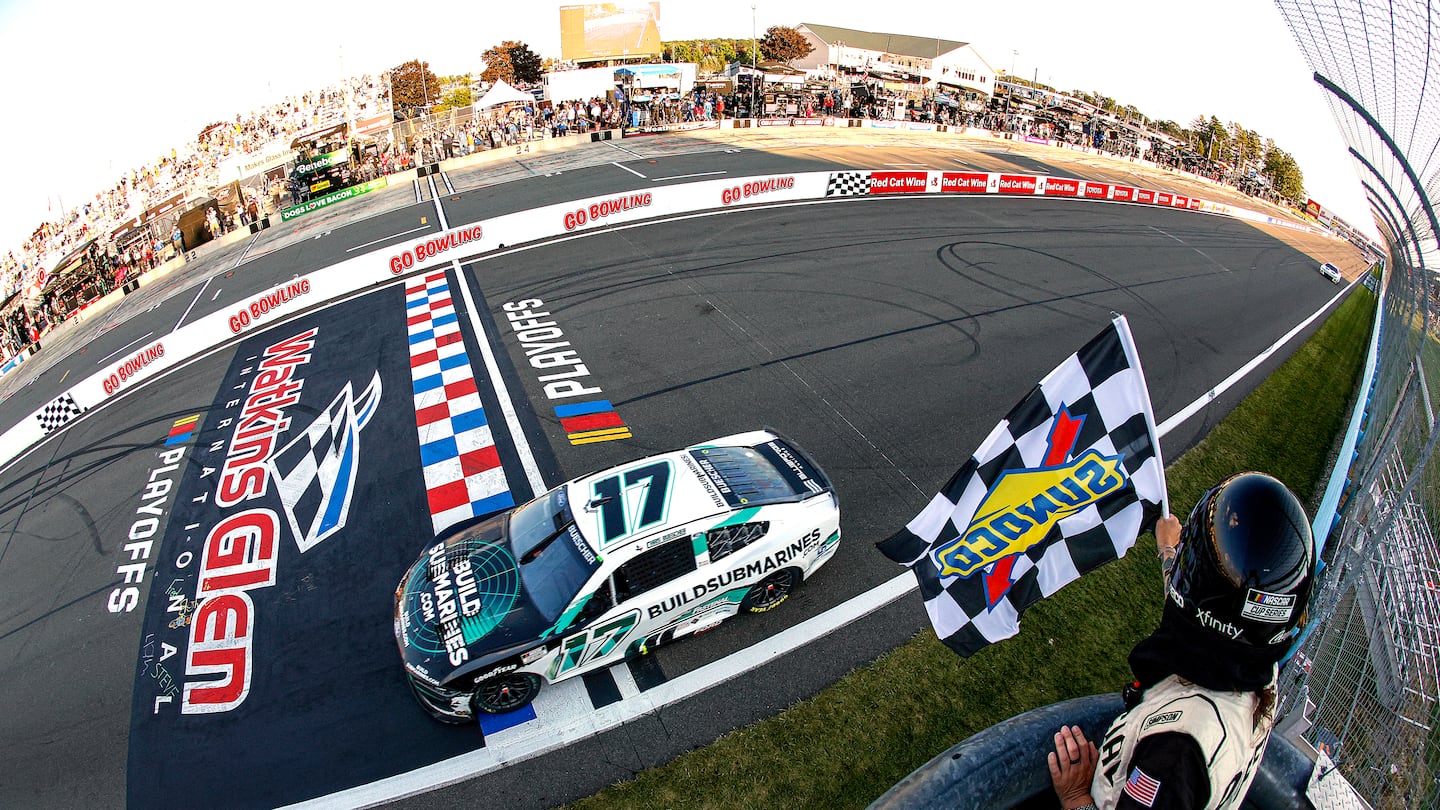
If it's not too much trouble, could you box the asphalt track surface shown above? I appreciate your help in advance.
[0,134,1363,809]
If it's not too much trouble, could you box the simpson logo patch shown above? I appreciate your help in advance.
[1241,588,1296,623]
[1141,710,1182,731]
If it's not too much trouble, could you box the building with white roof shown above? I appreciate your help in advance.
[790,23,997,104]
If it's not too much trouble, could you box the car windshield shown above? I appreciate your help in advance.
[509,487,569,559]
[689,440,826,508]
[507,487,600,621]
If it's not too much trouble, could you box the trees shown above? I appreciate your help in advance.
[1187,115,1231,160]
[509,43,543,84]
[1263,144,1305,202]
[1154,120,1184,140]
[758,25,813,64]
[435,88,473,113]
[482,41,543,85]
[390,60,442,119]
[662,39,757,72]
[1229,123,1262,165]
[1167,115,1302,196]
[481,45,514,85]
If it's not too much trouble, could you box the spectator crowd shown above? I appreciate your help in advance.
[1,64,1307,365]
[0,75,391,358]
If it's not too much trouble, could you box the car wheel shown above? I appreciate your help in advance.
[742,569,797,613]
[470,672,543,715]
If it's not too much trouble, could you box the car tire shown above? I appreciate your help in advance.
[470,672,543,715]
[741,568,797,613]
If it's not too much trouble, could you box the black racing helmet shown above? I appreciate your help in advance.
[1166,472,1316,649]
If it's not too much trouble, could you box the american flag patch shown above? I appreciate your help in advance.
[1124,765,1161,807]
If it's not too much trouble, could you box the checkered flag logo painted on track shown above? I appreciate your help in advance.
[36,393,84,434]
[825,172,871,197]
[877,316,1167,657]
[268,373,382,553]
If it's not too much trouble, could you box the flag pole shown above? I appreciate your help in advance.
[1112,312,1169,518]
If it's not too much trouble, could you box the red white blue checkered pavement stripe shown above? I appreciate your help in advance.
[406,270,514,534]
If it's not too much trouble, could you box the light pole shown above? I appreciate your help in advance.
[1005,50,1017,121]
[751,4,758,118]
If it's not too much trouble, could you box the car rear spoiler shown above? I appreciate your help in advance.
[761,426,836,495]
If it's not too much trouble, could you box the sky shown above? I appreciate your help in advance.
[0,0,1377,256]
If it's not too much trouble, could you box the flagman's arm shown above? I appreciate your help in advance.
[1049,518,1182,809]
[1049,723,1210,809]
[1156,514,1181,576]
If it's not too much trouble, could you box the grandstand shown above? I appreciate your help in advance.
[0,74,392,306]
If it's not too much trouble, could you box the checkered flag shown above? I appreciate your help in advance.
[825,171,872,197]
[269,373,382,553]
[36,393,84,434]
[878,315,1167,657]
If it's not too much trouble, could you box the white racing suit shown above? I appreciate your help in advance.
[1090,674,1274,809]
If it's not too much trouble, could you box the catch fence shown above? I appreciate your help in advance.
[1274,1,1440,806]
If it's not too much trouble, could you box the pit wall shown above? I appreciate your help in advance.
[0,165,1333,470]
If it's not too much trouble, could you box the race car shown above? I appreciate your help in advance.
[393,429,841,723]
[1319,261,1343,283]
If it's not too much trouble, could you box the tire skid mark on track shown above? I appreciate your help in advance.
[597,223,918,503]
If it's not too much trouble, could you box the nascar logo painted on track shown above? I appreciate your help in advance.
[268,373,382,552]
[933,445,1128,578]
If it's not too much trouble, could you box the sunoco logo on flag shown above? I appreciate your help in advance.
[878,315,1167,657]
[934,446,1128,578]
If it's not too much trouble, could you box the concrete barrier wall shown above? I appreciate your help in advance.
[0,161,1333,470]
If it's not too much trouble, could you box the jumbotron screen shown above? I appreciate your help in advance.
[560,3,662,61]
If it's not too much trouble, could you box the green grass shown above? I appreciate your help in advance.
[569,287,1377,810]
